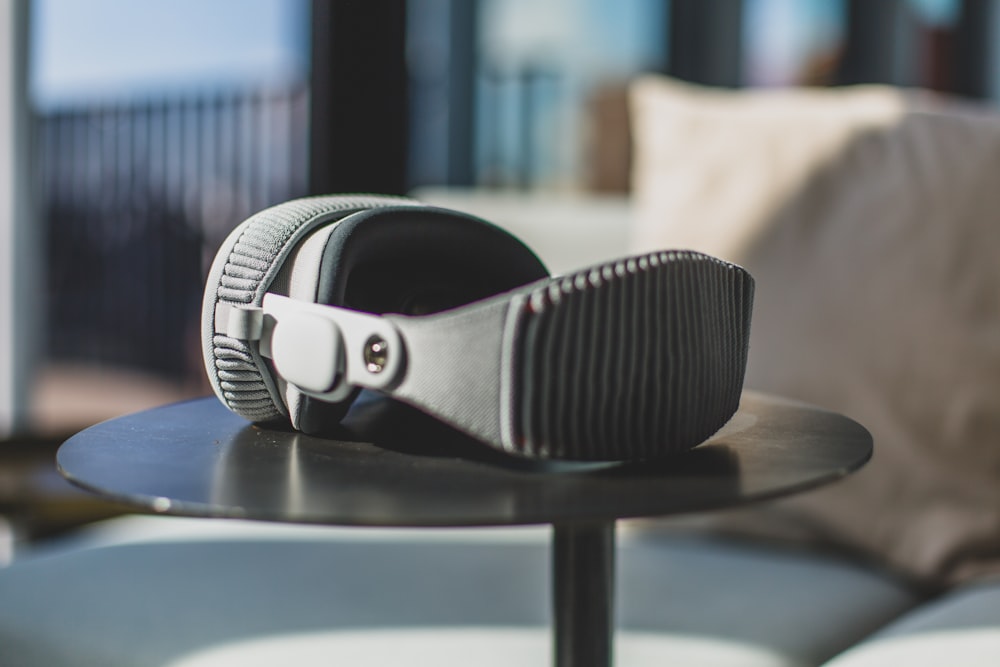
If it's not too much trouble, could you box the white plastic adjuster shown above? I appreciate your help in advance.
[270,310,345,393]
[260,293,407,399]
[215,302,264,341]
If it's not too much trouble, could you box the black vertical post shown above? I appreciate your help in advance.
[553,521,616,667]
[835,0,908,85]
[667,0,744,88]
[447,0,478,186]
[519,66,536,190]
[952,0,994,99]
[309,0,409,195]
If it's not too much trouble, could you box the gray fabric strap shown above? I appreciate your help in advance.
[387,297,514,452]
[385,250,754,460]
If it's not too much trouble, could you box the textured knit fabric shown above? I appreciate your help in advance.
[202,195,420,422]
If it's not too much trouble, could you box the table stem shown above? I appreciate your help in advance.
[552,520,616,667]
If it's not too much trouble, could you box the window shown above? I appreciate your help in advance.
[26,0,310,434]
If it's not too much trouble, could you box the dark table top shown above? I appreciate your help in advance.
[57,391,871,527]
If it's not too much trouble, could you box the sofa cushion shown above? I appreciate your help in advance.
[630,75,1000,586]
[0,516,920,667]
[820,580,1000,666]
[619,530,920,666]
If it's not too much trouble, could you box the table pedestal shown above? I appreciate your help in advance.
[554,521,615,667]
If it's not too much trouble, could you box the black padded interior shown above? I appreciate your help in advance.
[317,206,549,314]
[296,206,550,435]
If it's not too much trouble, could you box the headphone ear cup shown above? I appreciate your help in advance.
[202,195,422,425]
[203,196,550,434]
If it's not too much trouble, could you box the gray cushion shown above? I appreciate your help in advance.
[0,517,920,667]
[620,531,921,665]
[820,580,1000,666]
[629,76,1000,586]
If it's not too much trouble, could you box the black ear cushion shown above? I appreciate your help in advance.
[316,206,550,314]
[295,206,550,434]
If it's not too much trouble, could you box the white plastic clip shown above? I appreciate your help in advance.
[260,293,407,398]
[215,302,264,341]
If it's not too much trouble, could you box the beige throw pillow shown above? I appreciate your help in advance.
[630,75,1000,586]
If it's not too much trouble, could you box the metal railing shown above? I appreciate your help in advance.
[38,85,309,381]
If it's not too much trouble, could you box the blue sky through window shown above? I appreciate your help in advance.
[30,0,309,107]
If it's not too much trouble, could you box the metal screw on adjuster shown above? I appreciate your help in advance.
[364,336,389,373]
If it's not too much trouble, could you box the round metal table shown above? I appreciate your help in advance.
[58,391,872,667]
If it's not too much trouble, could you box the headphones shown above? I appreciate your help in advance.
[202,195,754,461]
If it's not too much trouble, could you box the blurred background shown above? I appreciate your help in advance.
[2,0,999,549]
